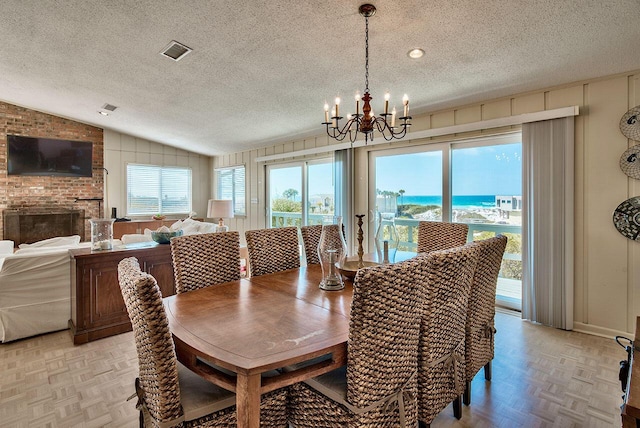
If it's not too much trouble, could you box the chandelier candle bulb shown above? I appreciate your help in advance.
[355,92,360,115]
[402,94,409,117]
[335,97,340,118]
[391,107,396,127]
[384,92,390,115]
[324,103,329,123]
[331,109,337,128]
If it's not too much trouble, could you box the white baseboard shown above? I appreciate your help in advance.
[573,321,633,339]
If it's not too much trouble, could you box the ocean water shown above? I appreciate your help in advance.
[400,195,497,210]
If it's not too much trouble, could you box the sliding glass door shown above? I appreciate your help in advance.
[267,158,334,228]
[370,144,446,251]
[307,162,335,224]
[267,165,302,227]
[451,139,523,309]
[370,133,523,309]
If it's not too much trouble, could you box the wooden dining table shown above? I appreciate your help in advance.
[163,264,352,428]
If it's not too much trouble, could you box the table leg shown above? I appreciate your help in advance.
[236,372,261,428]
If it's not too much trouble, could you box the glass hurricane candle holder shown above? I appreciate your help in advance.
[374,211,399,263]
[318,216,348,291]
[89,218,115,251]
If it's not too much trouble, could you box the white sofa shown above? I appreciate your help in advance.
[0,219,216,342]
[120,217,218,244]
[0,236,117,343]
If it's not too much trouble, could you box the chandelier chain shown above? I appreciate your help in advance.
[364,15,369,92]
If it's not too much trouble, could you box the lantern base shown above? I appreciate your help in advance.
[319,279,345,291]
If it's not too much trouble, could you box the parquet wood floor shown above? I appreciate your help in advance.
[0,310,627,427]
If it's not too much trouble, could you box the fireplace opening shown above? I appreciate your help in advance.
[3,208,85,246]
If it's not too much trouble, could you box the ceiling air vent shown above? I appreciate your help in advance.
[102,103,118,112]
[160,40,192,61]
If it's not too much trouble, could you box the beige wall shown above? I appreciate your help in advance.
[103,129,211,221]
[215,70,640,337]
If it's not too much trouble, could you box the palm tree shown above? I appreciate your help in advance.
[283,188,299,200]
[398,189,405,206]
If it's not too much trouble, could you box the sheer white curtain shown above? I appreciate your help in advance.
[334,148,354,251]
[522,117,574,329]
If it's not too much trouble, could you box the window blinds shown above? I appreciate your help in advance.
[127,164,192,215]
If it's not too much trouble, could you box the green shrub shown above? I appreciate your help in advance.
[271,198,301,213]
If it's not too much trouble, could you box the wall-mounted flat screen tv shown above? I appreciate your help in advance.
[7,135,93,177]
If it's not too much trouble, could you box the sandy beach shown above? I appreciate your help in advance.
[412,207,522,226]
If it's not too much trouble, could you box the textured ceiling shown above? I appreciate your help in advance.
[1,1,639,156]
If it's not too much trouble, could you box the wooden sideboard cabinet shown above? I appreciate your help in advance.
[69,242,176,345]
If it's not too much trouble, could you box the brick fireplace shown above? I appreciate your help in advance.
[0,101,104,241]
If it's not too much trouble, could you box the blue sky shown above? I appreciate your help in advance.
[376,143,522,196]
[269,162,334,200]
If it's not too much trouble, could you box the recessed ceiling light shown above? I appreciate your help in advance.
[98,111,109,116]
[407,48,425,59]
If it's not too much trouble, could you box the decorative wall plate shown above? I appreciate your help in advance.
[613,197,640,241]
[620,145,640,180]
[620,105,640,141]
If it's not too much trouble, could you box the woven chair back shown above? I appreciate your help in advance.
[465,235,508,381]
[417,243,479,424]
[417,221,469,253]
[301,224,347,265]
[245,227,300,276]
[170,231,241,294]
[300,225,322,265]
[346,258,425,425]
[117,257,182,424]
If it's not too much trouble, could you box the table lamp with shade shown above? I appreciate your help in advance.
[207,199,234,232]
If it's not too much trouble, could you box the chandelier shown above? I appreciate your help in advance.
[322,4,411,144]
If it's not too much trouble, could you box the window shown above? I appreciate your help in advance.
[370,133,522,309]
[127,164,192,215]
[215,166,246,216]
[267,158,335,228]
[373,147,443,221]
[451,140,522,309]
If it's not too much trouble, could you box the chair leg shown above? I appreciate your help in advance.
[463,380,471,406]
[139,410,144,428]
[453,395,462,419]
[418,421,430,428]
[484,360,492,381]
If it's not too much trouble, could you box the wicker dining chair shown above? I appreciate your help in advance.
[117,257,288,427]
[416,221,469,253]
[288,257,426,427]
[245,227,300,277]
[170,231,241,294]
[300,224,347,265]
[300,225,323,265]
[416,243,479,428]
[463,235,508,406]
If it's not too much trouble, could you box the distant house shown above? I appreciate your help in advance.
[495,195,522,212]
